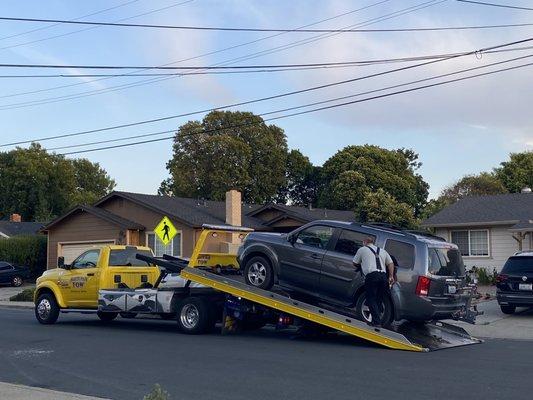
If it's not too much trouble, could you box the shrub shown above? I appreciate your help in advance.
[10,288,35,302]
[475,267,498,286]
[0,235,47,278]
[143,384,170,400]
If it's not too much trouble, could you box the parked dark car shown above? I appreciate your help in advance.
[237,221,474,325]
[0,261,30,287]
[496,251,533,314]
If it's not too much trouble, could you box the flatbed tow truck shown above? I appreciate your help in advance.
[35,225,482,352]
[92,225,483,352]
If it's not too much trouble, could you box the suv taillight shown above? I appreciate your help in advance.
[496,274,508,283]
[416,276,431,296]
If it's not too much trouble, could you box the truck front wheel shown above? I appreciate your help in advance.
[35,293,60,325]
[176,297,214,334]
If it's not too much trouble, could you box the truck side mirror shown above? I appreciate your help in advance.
[57,257,65,268]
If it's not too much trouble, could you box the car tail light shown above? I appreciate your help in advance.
[496,274,508,283]
[416,276,431,296]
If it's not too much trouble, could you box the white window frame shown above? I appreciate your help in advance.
[450,229,490,258]
[145,231,182,257]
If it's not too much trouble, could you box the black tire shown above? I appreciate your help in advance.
[500,305,516,315]
[97,311,118,322]
[11,275,23,287]
[243,256,274,290]
[35,293,60,325]
[176,297,214,334]
[119,312,136,319]
[354,291,394,326]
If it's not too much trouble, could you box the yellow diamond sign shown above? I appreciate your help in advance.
[154,216,177,245]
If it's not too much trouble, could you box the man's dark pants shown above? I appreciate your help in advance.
[364,271,389,325]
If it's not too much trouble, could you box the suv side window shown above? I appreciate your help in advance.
[0,264,12,271]
[385,239,415,269]
[71,250,100,269]
[334,229,375,256]
[296,225,334,249]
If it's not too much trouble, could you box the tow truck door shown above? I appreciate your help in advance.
[63,249,101,308]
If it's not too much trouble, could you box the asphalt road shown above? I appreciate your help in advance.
[0,307,531,400]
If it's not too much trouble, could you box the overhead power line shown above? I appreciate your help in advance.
[50,52,533,152]
[3,36,532,147]
[0,0,440,109]
[456,0,533,11]
[2,15,532,32]
[57,59,533,156]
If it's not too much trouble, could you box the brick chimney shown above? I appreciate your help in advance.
[225,190,242,227]
[10,213,21,223]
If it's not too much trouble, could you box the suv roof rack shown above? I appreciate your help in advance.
[361,223,448,242]
[404,230,447,242]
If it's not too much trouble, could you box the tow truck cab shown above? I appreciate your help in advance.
[34,245,159,310]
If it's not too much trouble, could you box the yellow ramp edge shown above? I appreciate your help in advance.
[181,268,426,352]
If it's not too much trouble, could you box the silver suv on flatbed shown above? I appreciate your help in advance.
[237,221,476,325]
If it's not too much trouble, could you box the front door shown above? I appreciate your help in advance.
[320,229,371,303]
[63,249,101,308]
[278,225,334,294]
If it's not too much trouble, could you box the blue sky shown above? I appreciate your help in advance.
[0,0,531,199]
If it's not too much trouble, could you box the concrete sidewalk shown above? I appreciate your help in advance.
[0,382,108,399]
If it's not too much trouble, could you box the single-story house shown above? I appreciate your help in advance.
[42,190,354,268]
[0,214,44,239]
[422,191,533,271]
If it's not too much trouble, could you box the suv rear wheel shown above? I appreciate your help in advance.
[355,292,393,326]
[243,256,274,290]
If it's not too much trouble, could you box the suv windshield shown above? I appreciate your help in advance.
[109,249,155,267]
[428,247,465,276]
[502,256,533,274]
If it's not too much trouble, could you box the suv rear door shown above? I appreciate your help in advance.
[278,225,335,293]
[319,229,370,303]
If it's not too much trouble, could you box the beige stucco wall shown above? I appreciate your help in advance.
[434,225,530,271]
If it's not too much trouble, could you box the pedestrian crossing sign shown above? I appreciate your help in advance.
[154,216,177,246]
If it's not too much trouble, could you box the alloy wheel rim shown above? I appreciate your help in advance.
[37,299,51,320]
[248,262,266,286]
[361,299,385,323]
[180,304,200,329]
[13,277,22,286]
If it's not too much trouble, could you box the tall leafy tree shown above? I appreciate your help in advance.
[318,145,429,216]
[355,189,417,228]
[0,144,115,221]
[495,151,533,193]
[162,111,288,203]
[277,150,322,206]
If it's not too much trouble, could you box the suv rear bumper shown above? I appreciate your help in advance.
[497,292,533,307]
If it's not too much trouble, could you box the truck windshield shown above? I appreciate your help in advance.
[428,247,466,277]
[109,249,155,267]
[502,256,533,274]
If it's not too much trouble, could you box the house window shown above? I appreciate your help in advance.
[451,230,489,257]
[146,232,182,257]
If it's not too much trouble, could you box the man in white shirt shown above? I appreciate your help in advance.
[353,236,395,327]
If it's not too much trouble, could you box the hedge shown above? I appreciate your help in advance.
[0,235,47,278]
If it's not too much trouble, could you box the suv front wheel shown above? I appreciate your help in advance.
[355,292,394,326]
[243,256,274,290]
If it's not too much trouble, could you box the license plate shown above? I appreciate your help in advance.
[519,283,532,291]
[447,285,457,294]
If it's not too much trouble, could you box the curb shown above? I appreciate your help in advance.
[0,301,33,309]
[0,382,109,399]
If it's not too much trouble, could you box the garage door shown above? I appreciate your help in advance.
[60,242,115,264]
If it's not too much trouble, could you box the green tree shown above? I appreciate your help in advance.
[277,150,322,206]
[355,189,417,228]
[0,143,115,221]
[318,145,429,215]
[162,111,288,203]
[495,151,533,193]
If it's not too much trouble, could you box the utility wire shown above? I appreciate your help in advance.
[3,36,531,147]
[57,60,533,156]
[0,0,441,109]
[0,0,391,101]
[0,0,140,41]
[456,0,533,11]
[50,52,533,151]
[2,15,532,32]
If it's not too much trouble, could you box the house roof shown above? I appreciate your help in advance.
[422,193,533,227]
[0,221,44,237]
[42,205,145,231]
[96,191,355,229]
[510,220,533,232]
